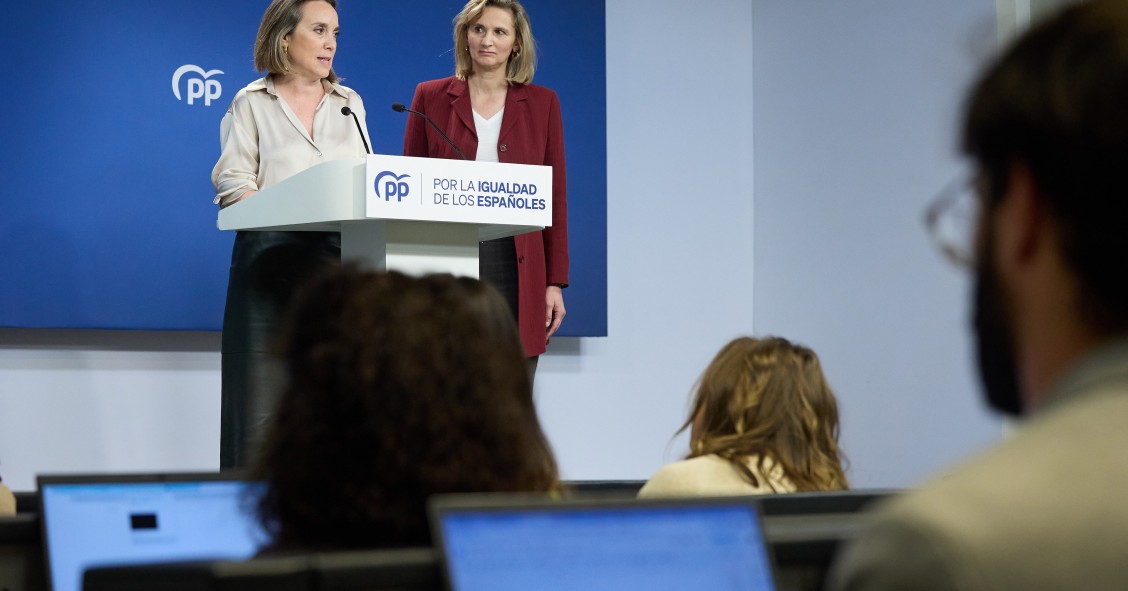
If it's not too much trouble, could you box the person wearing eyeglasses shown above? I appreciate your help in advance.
[829,2,1128,589]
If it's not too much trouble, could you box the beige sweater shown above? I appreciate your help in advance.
[638,454,796,498]
[0,482,15,516]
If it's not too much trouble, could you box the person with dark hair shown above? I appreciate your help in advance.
[250,267,560,551]
[403,0,570,379]
[830,2,1128,588]
[212,0,372,469]
[639,337,848,497]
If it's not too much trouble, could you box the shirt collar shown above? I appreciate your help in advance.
[257,75,348,98]
[1038,335,1128,414]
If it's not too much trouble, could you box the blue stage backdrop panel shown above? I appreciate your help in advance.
[0,0,607,337]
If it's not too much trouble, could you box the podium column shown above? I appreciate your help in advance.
[340,219,480,278]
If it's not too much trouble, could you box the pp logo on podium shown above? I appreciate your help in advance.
[374,171,411,202]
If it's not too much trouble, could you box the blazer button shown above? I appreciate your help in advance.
[518,255,525,263]
[499,144,508,152]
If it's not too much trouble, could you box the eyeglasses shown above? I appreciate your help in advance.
[924,174,981,268]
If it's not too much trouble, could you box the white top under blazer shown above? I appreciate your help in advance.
[473,107,504,163]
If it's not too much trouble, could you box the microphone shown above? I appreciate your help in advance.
[341,106,371,154]
[392,103,467,160]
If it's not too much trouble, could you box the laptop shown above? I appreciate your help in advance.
[37,472,269,591]
[429,494,777,591]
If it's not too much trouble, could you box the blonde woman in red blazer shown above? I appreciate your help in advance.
[404,0,569,371]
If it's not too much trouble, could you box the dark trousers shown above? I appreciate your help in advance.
[220,231,340,469]
[481,236,539,385]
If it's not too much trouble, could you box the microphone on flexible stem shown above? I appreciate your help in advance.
[340,106,371,154]
[392,102,467,160]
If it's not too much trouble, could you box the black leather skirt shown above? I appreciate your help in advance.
[220,230,340,469]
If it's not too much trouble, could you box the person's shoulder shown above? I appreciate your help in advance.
[235,77,270,97]
[0,482,15,517]
[330,81,361,99]
[829,402,1128,591]
[638,458,707,498]
[638,455,750,498]
[515,82,559,103]
[226,77,271,110]
[826,454,1017,591]
[829,459,1051,591]
[934,384,1128,506]
[417,76,459,94]
[826,500,967,591]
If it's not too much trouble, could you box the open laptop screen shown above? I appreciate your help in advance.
[432,496,776,591]
[38,473,268,591]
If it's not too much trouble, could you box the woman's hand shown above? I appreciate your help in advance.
[545,285,566,343]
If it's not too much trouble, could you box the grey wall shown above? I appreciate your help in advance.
[2,0,1010,491]
[751,0,1002,486]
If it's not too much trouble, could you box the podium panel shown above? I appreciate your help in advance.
[217,156,552,277]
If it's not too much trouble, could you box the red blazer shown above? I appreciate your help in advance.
[403,76,570,357]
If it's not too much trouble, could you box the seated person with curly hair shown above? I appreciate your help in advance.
[640,336,849,497]
[250,266,560,551]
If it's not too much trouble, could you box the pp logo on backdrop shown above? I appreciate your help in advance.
[374,171,411,202]
[172,65,224,106]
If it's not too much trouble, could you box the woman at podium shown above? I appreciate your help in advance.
[211,0,372,469]
[403,0,570,378]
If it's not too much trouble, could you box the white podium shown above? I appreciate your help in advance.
[217,155,552,278]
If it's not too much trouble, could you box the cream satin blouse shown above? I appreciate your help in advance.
[211,75,371,207]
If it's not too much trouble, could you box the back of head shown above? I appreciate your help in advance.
[253,266,559,551]
[685,337,848,492]
[963,0,1128,334]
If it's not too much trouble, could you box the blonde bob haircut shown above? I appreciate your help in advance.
[254,0,340,83]
[681,336,849,492]
[453,0,537,85]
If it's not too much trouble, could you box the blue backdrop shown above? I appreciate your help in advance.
[0,0,607,336]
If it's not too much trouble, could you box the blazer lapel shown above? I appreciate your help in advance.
[498,83,528,146]
[447,78,476,139]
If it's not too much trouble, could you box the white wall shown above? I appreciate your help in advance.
[0,331,222,491]
[751,0,1002,486]
[535,0,756,479]
[1,0,1008,492]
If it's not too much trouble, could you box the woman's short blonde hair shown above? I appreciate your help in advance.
[453,0,537,84]
[682,337,849,492]
[254,0,340,83]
